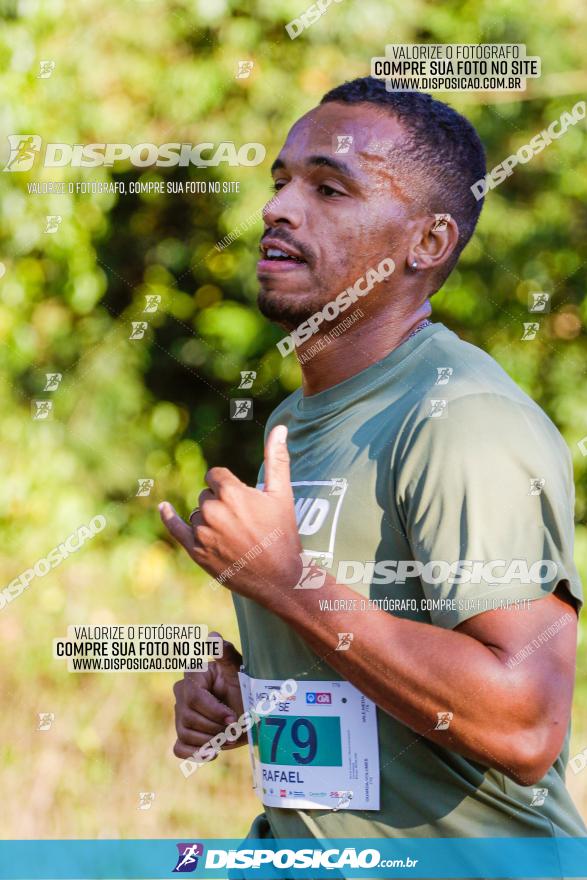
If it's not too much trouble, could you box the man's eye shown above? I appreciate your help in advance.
[271,180,287,192]
[318,184,342,197]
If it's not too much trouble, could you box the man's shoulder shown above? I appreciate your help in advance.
[413,325,553,420]
[397,325,567,458]
[419,325,537,405]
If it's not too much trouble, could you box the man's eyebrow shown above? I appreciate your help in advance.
[306,154,357,177]
[270,158,286,175]
[270,154,359,179]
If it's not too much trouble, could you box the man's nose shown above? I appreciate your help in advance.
[262,185,304,229]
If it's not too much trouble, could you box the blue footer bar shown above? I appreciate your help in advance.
[0,837,586,879]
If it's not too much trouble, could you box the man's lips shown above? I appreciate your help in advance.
[258,237,310,272]
[257,257,309,273]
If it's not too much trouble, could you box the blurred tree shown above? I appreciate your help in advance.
[0,0,586,835]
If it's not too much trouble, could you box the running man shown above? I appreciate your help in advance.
[161,78,585,851]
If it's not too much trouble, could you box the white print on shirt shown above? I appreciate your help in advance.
[256,479,348,563]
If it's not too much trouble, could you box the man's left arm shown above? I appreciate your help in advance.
[160,423,580,786]
[270,570,578,787]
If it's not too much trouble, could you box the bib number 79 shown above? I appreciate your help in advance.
[264,717,318,764]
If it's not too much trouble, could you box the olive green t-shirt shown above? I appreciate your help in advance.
[233,322,585,841]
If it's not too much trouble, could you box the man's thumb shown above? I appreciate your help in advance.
[263,425,293,498]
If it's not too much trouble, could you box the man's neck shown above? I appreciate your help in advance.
[298,302,432,397]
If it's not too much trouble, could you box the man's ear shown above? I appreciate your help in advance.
[406,214,460,273]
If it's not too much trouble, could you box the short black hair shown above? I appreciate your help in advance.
[321,77,486,285]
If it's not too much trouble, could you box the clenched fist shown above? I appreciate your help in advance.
[173,634,246,762]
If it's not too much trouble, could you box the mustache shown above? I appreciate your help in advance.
[259,229,314,265]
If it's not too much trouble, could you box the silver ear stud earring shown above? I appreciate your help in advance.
[411,261,418,269]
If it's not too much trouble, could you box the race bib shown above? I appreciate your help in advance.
[238,673,380,811]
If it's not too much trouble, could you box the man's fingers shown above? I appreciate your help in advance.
[176,724,222,748]
[187,684,236,724]
[205,466,242,496]
[198,497,224,527]
[263,424,293,499]
[210,632,243,671]
[196,488,223,528]
[177,707,226,737]
[173,739,218,761]
[174,739,197,759]
[159,502,195,552]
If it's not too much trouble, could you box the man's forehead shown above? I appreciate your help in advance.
[279,102,408,160]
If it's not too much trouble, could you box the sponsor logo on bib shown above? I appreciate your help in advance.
[306,691,332,704]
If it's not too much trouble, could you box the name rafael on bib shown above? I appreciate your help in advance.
[262,769,305,783]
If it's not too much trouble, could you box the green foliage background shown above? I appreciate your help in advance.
[0,0,586,840]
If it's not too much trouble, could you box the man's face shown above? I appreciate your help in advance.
[257,101,422,329]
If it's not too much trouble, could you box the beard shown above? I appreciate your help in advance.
[257,285,329,331]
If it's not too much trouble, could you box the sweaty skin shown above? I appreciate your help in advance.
[165,101,578,785]
[256,102,459,395]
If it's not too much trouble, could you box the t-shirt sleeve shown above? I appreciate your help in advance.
[395,393,583,629]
